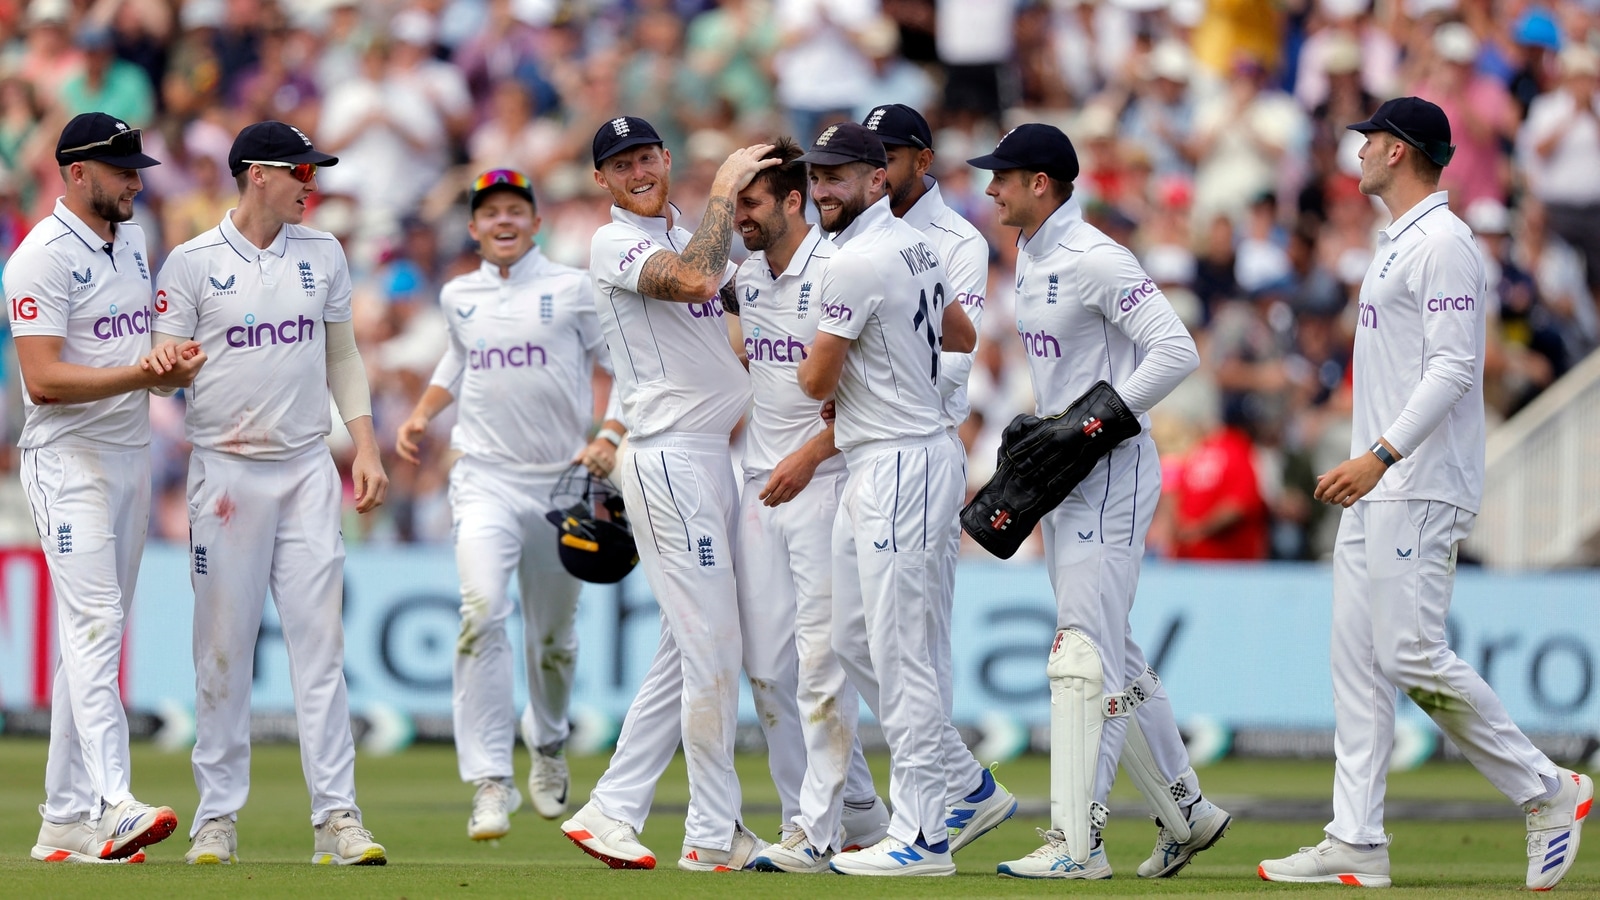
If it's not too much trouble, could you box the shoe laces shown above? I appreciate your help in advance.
[777,829,813,852]
[473,780,513,815]
[195,818,232,842]
[531,756,567,792]
[328,812,373,842]
[1025,828,1069,858]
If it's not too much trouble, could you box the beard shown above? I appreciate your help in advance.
[887,174,915,212]
[741,215,787,252]
[89,180,133,223]
[615,173,671,218]
[819,190,871,234]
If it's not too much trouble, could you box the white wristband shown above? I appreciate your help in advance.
[596,427,624,446]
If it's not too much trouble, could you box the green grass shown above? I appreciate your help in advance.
[1,738,1595,897]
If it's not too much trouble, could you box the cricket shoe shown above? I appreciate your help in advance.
[92,798,178,861]
[753,829,831,873]
[1525,768,1592,891]
[30,807,149,864]
[562,800,656,869]
[945,767,1018,854]
[528,753,570,819]
[997,829,1112,879]
[679,822,767,871]
[186,817,238,864]
[468,778,521,841]
[311,809,387,865]
[1258,836,1391,887]
[841,796,890,851]
[1137,797,1233,877]
[830,836,955,876]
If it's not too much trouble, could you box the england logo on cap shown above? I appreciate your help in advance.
[816,125,838,146]
[289,125,312,147]
[611,117,630,136]
[865,108,886,130]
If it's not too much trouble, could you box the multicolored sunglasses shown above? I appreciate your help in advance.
[472,169,532,193]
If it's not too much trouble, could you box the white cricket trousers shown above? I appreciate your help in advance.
[449,458,583,782]
[187,446,360,832]
[935,428,985,801]
[1328,499,1556,845]
[590,433,744,851]
[1041,436,1196,822]
[736,467,877,851]
[832,435,963,847]
[22,443,150,822]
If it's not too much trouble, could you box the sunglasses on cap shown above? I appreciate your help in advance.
[59,128,143,159]
[242,159,318,183]
[1374,118,1455,167]
[472,169,532,193]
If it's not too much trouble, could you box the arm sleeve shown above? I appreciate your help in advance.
[1082,245,1200,415]
[591,222,667,295]
[4,245,70,338]
[936,232,988,399]
[325,318,373,421]
[427,327,465,394]
[151,250,198,339]
[1383,233,1482,458]
[815,252,880,341]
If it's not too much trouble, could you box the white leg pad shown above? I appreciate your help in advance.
[1107,667,1193,843]
[1048,628,1104,864]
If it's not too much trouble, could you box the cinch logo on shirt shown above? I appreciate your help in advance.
[617,239,653,271]
[1018,324,1062,358]
[1358,301,1378,329]
[1427,294,1475,312]
[1117,277,1158,313]
[955,291,985,310]
[93,303,152,340]
[687,298,724,319]
[745,326,808,362]
[820,300,852,321]
[208,274,238,296]
[468,341,547,369]
[226,314,316,347]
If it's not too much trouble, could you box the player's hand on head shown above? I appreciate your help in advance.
[713,143,779,195]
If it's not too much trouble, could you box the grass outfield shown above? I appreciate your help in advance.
[0,738,1594,897]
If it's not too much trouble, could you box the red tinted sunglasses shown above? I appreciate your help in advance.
[242,159,319,183]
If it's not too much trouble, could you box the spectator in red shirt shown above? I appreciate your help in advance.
[1167,409,1270,560]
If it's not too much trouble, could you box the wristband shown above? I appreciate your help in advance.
[1370,441,1397,468]
[596,427,624,447]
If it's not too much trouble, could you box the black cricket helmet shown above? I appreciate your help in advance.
[545,466,639,584]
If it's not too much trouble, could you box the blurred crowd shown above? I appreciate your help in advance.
[1,0,1598,562]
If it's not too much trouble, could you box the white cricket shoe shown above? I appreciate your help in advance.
[945,768,1018,854]
[311,809,387,865]
[467,779,521,841]
[841,796,890,851]
[1137,798,1233,877]
[1525,768,1593,891]
[997,829,1112,879]
[830,836,956,876]
[562,800,656,869]
[31,807,149,864]
[679,822,767,871]
[186,817,238,864]
[91,798,178,861]
[528,753,570,819]
[1257,836,1390,887]
[753,829,831,873]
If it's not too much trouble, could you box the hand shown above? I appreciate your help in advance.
[1314,453,1389,508]
[574,436,618,479]
[819,400,835,423]
[351,444,389,513]
[395,414,429,465]
[759,447,820,507]
[145,340,206,388]
[710,143,779,197]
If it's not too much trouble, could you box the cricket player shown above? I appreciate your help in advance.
[966,124,1230,879]
[860,104,1017,850]
[1259,97,1591,891]
[152,121,389,866]
[795,122,977,876]
[559,116,775,871]
[11,112,204,864]
[395,169,626,840]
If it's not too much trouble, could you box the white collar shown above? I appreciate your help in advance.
[1020,196,1083,260]
[220,208,288,260]
[831,195,896,247]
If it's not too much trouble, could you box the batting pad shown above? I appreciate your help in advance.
[1107,667,1193,843]
[1048,627,1104,863]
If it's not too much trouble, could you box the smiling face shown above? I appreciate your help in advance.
[735,178,791,253]
[808,161,883,233]
[985,168,1051,232]
[79,160,142,223]
[594,144,671,218]
[468,190,540,268]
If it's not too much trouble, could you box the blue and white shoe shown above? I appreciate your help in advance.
[945,767,1018,854]
[1525,768,1592,891]
[1137,798,1232,877]
[997,829,1112,879]
[754,830,831,873]
[830,836,955,876]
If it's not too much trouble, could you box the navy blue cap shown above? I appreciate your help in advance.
[966,123,1079,184]
[56,113,159,168]
[796,122,887,168]
[862,103,933,150]
[592,116,663,168]
[228,121,338,176]
[1348,97,1455,167]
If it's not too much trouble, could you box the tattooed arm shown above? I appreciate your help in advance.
[635,143,779,302]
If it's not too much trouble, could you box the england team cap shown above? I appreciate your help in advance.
[861,103,933,150]
[228,121,338,176]
[55,112,160,168]
[592,116,663,168]
[1347,97,1455,167]
[796,122,888,168]
[966,123,1080,184]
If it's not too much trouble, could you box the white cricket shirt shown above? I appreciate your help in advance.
[817,196,948,454]
[154,211,354,460]
[1353,191,1486,511]
[1012,197,1198,425]
[735,224,846,480]
[5,200,154,449]
[901,177,987,430]
[590,203,749,440]
[429,247,606,470]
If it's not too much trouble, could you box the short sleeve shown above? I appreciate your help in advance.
[815,251,881,341]
[591,222,666,295]
[324,247,354,324]
[4,245,69,337]
[152,249,199,338]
